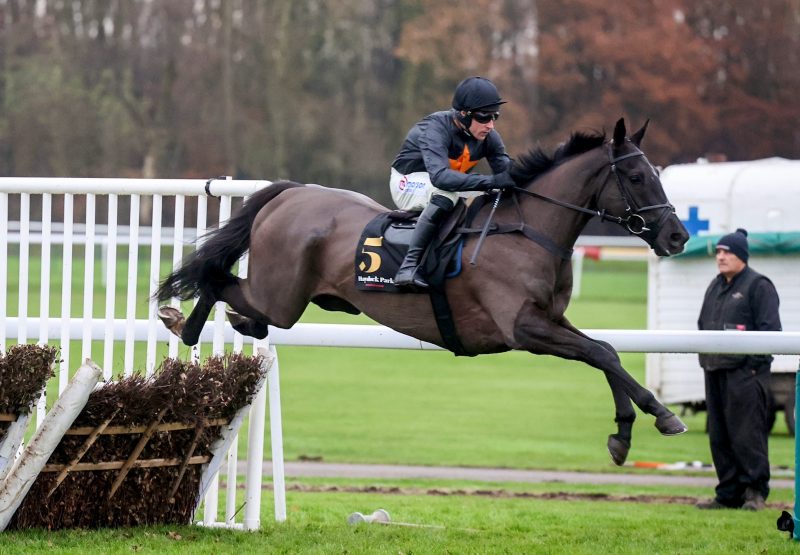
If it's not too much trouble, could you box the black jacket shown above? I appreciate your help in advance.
[697,266,781,371]
[391,110,511,192]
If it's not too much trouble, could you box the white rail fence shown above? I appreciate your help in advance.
[0,177,274,529]
[1,177,799,529]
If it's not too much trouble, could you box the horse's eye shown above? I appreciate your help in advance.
[629,174,643,184]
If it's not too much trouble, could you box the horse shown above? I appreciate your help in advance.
[155,118,690,465]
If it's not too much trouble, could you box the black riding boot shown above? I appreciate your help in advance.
[394,196,453,290]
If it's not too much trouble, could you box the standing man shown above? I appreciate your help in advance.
[389,76,516,290]
[696,228,781,511]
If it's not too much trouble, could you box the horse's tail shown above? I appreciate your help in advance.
[155,181,305,302]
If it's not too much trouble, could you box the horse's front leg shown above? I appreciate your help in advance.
[564,325,637,465]
[598,341,637,465]
[513,301,686,462]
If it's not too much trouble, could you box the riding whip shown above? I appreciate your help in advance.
[469,189,503,265]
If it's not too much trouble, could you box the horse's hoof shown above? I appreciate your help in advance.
[157,306,186,338]
[607,434,631,466]
[225,307,248,327]
[225,308,270,339]
[655,413,688,436]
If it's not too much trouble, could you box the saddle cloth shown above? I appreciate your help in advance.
[354,208,464,293]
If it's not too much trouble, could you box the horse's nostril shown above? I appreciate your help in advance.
[670,232,688,245]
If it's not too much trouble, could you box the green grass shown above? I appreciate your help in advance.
[566,259,649,327]
[5,244,168,319]
[1,481,797,554]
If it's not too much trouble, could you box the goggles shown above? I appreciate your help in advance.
[470,110,500,124]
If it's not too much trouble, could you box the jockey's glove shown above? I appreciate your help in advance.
[492,170,516,190]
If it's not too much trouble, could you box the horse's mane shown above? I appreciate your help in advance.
[510,130,607,184]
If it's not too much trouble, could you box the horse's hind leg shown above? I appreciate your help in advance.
[158,306,186,337]
[225,308,269,339]
[182,291,215,346]
[157,291,215,346]
[159,281,269,344]
[218,280,272,340]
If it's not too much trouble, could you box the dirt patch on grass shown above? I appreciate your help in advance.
[278,483,792,509]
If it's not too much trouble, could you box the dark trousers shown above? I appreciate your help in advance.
[704,366,771,506]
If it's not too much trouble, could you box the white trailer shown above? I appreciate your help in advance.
[646,158,800,431]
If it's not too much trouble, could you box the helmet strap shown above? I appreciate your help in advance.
[454,110,473,137]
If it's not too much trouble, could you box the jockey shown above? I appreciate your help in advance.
[389,76,515,290]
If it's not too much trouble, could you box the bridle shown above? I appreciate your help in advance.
[602,145,675,235]
[511,143,675,237]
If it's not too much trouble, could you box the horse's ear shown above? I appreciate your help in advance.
[613,118,626,147]
[630,119,650,147]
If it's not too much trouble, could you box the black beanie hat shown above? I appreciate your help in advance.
[716,228,749,263]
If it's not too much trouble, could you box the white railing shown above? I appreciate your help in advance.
[5,319,799,354]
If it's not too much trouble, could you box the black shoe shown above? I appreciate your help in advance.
[394,261,430,290]
[394,199,451,289]
[742,488,766,511]
[696,498,732,510]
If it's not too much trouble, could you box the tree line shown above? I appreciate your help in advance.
[0,0,797,206]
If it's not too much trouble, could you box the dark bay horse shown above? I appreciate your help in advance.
[156,118,690,465]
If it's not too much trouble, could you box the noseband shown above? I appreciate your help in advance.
[511,144,675,237]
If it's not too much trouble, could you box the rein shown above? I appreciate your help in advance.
[462,143,676,262]
[511,145,674,235]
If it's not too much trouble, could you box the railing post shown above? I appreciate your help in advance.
[794,368,800,540]
[243,344,270,529]
[267,345,286,523]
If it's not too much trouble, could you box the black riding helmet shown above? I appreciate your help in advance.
[452,76,506,132]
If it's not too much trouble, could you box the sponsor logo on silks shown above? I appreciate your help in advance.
[397,175,426,194]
